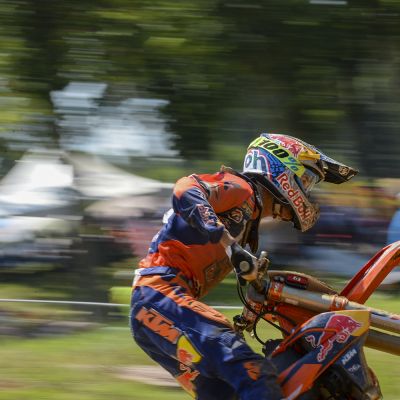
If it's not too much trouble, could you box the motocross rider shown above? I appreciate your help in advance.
[130,133,357,400]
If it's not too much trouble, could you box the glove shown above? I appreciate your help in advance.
[230,243,258,281]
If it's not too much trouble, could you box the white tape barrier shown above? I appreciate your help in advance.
[0,298,242,310]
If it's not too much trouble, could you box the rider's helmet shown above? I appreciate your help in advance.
[243,133,358,231]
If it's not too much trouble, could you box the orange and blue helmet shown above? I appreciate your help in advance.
[243,133,358,231]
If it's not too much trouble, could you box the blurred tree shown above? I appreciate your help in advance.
[0,0,399,175]
[218,0,400,175]
[92,0,234,158]
[16,0,69,146]
[1,0,400,300]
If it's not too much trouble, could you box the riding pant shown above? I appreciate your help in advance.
[129,267,283,400]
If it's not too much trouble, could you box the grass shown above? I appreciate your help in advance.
[1,276,399,399]
[0,303,399,399]
[0,326,189,400]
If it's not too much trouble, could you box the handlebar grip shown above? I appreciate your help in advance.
[230,243,257,278]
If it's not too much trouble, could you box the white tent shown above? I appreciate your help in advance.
[68,153,173,199]
[0,149,173,218]
[0,150,75,217]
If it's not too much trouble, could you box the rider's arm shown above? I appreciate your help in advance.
[172,175,225,243]
[172,173,254,246]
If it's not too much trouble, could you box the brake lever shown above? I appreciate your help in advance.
[251,251,269,293]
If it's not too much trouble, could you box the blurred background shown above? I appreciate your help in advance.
[0,0,399,399]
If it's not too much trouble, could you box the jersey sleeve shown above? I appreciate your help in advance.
[172,175,224,243]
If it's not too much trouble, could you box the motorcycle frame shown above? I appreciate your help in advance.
[263,241,400,356]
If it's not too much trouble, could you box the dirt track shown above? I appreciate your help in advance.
[113,365,179,387]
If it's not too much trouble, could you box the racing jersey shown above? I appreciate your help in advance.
[138,169,259,298]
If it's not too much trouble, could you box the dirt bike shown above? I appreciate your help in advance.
[231,240,400,400]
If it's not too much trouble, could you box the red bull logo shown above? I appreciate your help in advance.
[175,335,202,396]
[276,172,313,222]
[176,364,200,397]
[177,348,194,365]
[305,314,362,362]
[268,134,304,157]
[176,334,202,366]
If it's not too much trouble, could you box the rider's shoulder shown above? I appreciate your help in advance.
[199,168,252,192]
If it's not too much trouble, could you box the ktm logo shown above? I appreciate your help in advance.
[197,204,216,225]
[135,307,181,344]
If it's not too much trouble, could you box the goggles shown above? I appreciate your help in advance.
[272,201,293,222]
[296,168,321,196]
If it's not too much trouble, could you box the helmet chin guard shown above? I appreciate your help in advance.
[243,133,357,231]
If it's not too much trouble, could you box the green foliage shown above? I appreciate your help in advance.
[0,0,399,174]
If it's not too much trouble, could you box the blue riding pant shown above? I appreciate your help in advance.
[129,268,282,400]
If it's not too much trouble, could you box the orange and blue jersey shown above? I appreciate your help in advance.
[138,169,258,298]
[131,169,283,399]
